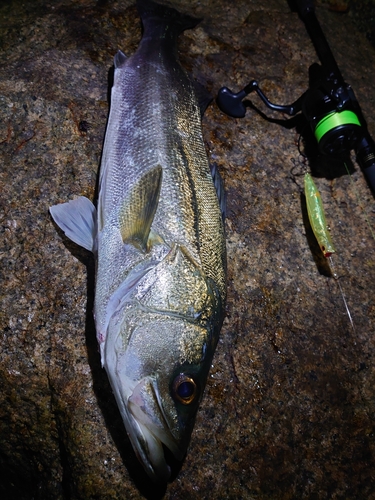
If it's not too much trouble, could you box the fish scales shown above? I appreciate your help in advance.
[50,0,226,483]
[95,4,226,342]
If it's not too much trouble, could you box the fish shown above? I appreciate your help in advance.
[49,0,226,483]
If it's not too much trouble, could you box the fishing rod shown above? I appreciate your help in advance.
[217,0,375,193]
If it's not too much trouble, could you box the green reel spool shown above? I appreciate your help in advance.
[314,110,361,150]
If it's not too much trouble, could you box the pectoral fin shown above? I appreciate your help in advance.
[119,166,163,252]
[49,196,97,252]
[114,50,127,69]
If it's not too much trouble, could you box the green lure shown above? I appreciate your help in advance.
[304,173,336,258]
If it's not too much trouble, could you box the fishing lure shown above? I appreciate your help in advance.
[304,173,355,331]
[304,172,336,258]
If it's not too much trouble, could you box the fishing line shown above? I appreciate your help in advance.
[328,255,356,333]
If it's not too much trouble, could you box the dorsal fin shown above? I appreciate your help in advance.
[119,166,163,252]
[209,163,226,221]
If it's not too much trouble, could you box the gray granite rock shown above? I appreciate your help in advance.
[1,0,375,498]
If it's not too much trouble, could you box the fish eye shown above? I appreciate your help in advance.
[172,374,197,405]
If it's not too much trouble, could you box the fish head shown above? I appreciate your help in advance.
[104,308,219,482]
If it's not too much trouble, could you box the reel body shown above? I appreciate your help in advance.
[216,0,375,191]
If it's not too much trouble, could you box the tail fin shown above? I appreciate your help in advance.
[136,0,201,36]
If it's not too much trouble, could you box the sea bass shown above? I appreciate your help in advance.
[50,0,226,482]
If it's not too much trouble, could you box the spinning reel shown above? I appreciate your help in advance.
[217,0,375,191]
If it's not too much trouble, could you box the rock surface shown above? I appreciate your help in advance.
[1,0,375,498]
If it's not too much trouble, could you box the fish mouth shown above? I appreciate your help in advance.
[122,377,184,482]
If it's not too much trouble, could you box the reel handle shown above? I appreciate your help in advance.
[217,80,303,118]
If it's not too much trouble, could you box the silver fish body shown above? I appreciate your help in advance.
[50,0,226,482]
